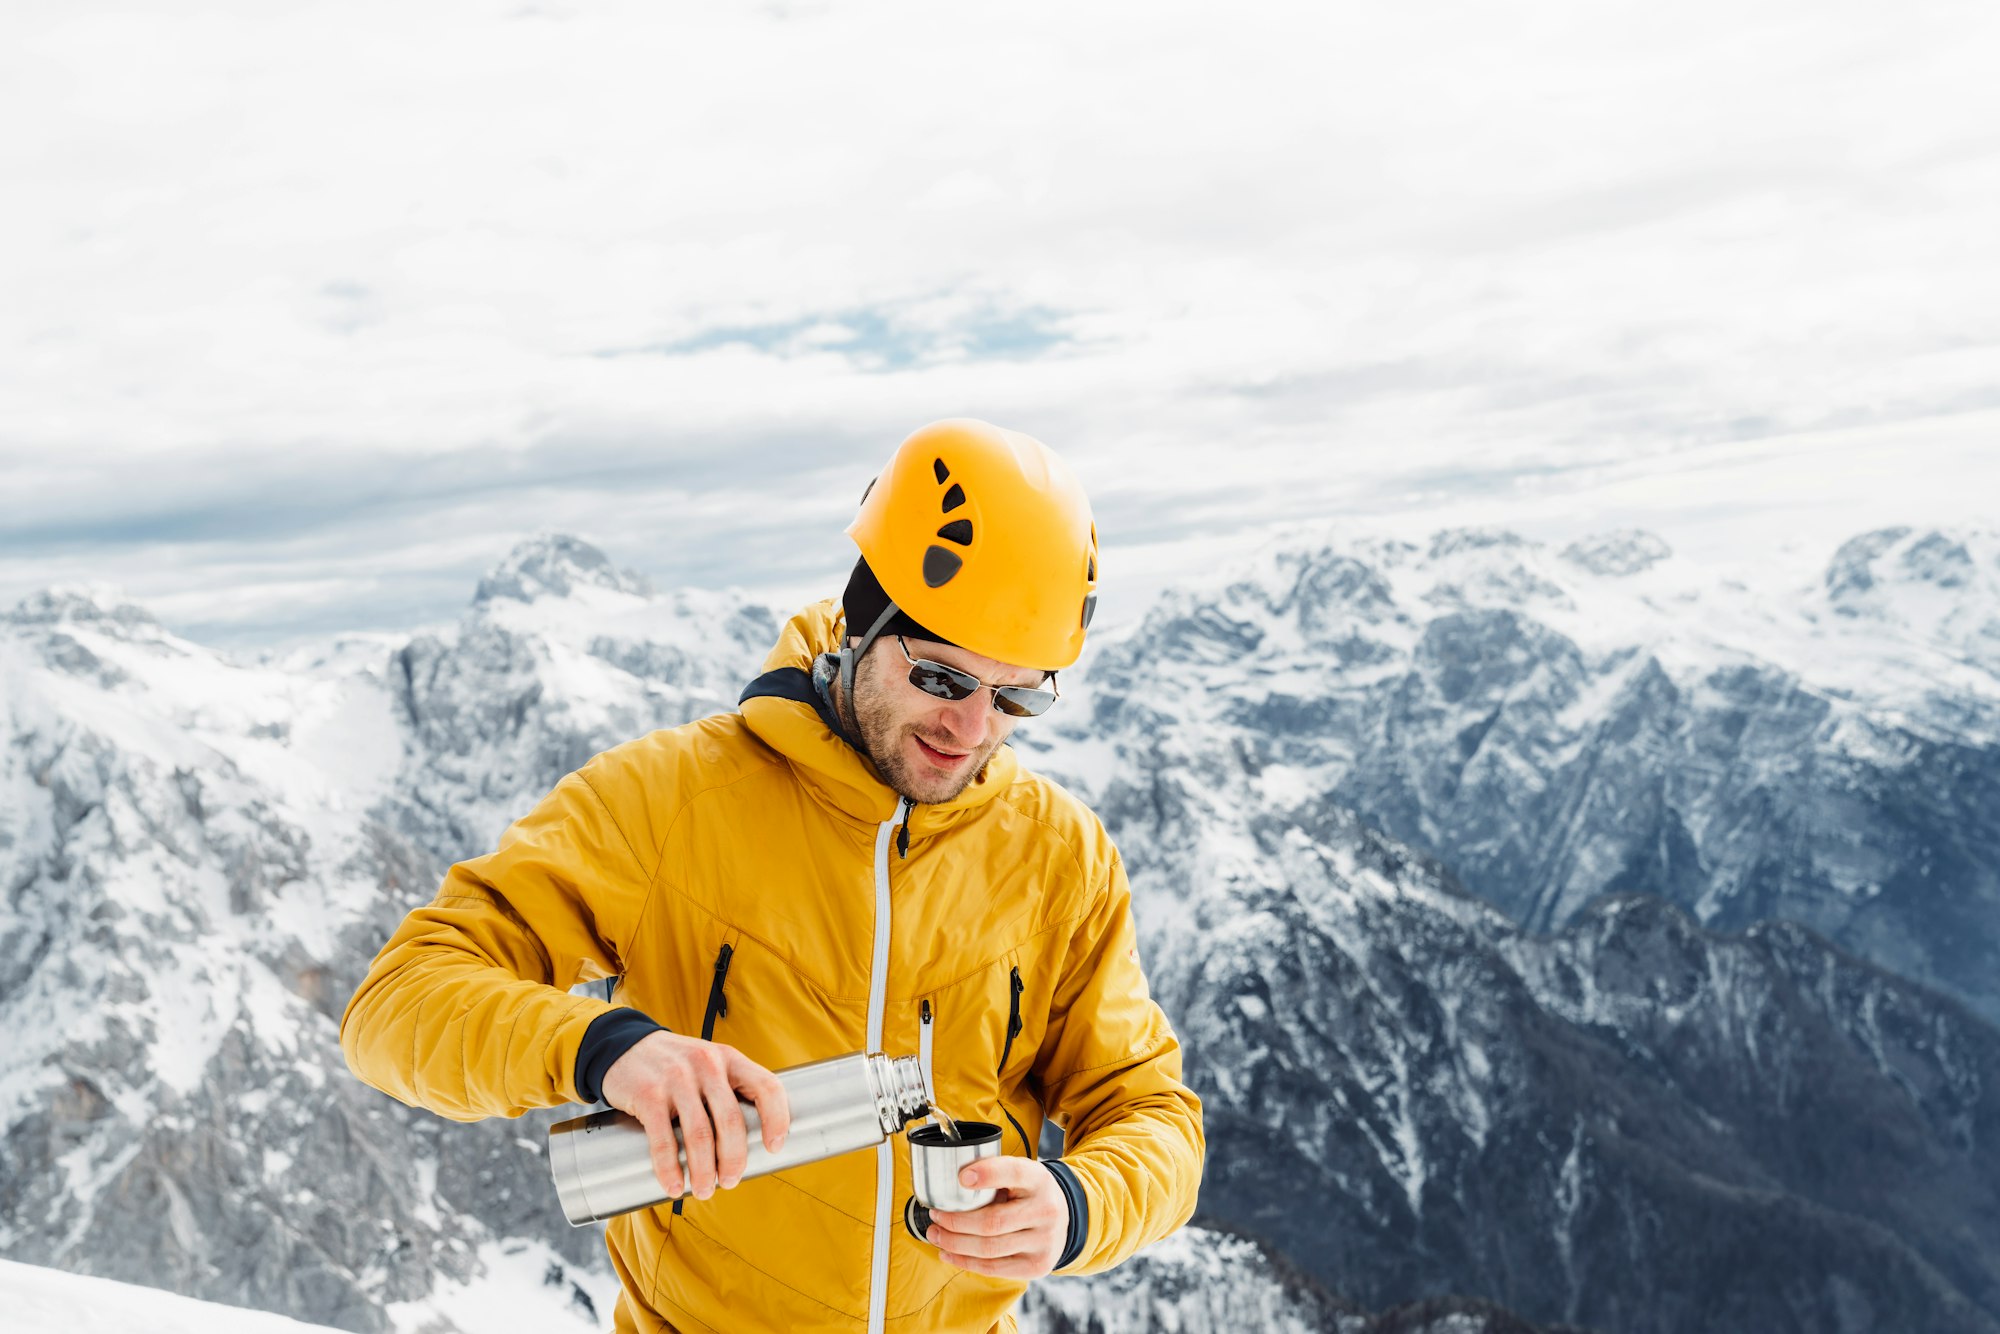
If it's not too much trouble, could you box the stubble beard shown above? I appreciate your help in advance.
[844,660,1001,806]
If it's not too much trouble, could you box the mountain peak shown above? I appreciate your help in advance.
[472,533,653,606]
[4,585,163,636]
[1825,525,1995,603]
[1559,529,1672,577]
[1425,527,1529,561]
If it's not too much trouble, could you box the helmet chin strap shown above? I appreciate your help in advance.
[840,599,905,701]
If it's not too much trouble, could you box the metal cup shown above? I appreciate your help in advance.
[903,1120,1003,1243]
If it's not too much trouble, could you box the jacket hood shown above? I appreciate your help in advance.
[739,599,1019,833]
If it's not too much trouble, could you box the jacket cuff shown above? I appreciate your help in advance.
[1043,1160,1090,1271]
[573,1008,667,1104]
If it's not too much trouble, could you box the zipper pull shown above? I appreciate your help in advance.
[896,799,913,859]
[706,943,734,1024]
[1008,966,1024,1040]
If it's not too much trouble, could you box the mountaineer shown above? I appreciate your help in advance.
[341,418,1204,1332]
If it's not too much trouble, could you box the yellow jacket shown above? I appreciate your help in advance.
[341,602,1204,1333]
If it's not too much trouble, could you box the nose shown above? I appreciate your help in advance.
[934,689,992,747]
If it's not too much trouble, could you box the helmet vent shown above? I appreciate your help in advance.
[1081,593,1098,629]
[1087,555,1095,582]
[933,459,951,483]
[923,546,963,587]
[941,483,966,513]
[936,519,973,546]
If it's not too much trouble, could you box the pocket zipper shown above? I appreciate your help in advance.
[675,941,735,1216]
[919,997,936,1126]
[997,966,1033,1158]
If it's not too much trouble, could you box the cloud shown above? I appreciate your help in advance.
[3,0,1999,645]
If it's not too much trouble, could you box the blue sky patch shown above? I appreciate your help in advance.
[598,301,1078,371]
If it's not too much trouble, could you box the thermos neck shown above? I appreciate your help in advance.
[867,1053,932,1135]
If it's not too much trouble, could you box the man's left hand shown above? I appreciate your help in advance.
[924,1156,1069,1279]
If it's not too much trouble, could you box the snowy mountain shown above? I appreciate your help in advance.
[0,575,617,1330]
[1029,524,2000,1023]
[5,528,1998,1333]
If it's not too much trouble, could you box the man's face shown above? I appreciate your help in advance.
[847,635,1045,805]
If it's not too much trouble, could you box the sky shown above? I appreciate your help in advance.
[3,0,1998,649]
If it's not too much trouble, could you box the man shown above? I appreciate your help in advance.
[341,419,1204,1333]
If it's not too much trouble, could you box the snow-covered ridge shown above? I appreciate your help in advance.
[1125,521,2000,736]
[1030,521,2000,1027]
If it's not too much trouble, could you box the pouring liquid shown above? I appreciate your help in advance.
[928,1103,966,1144]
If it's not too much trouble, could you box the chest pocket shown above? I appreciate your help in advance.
[672,936,738,1217]
[920,961,1038,1159]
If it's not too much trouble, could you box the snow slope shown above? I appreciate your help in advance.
[1,1257,349,1333]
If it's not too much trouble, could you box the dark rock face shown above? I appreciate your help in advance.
[1096,780,2000,1334]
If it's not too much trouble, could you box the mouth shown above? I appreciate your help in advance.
[913,735,971,768]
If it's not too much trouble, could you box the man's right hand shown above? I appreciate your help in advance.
[599,1031,791,1201]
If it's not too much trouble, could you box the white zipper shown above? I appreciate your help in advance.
[866,798,908,1334]
[918,998,936,1127]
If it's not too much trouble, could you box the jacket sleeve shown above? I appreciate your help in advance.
[339,762,657,1122]
[1032,847,1205,1275]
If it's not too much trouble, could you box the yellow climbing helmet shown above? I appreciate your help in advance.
[847,419,1099,671]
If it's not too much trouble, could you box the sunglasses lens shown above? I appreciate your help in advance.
[993,686,1057,718]
[909,661,979,701]
[898,638,1057,717]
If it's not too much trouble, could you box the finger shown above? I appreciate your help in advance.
[926,1197,1046,1237]
[672,1085,719,1199]
[729,1054,791,1153]
[927,1222,1042,1261]
[937,1248,1049,1280]
[652,1120,692,1200]
[641,1109,686,1199]
[700,1066,750,1189]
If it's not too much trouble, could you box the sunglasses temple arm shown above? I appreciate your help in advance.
[841,600,905,698]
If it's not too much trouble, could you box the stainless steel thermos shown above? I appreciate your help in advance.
[547,1051,933,1225]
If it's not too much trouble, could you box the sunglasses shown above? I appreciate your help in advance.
[894,637,1060,717]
